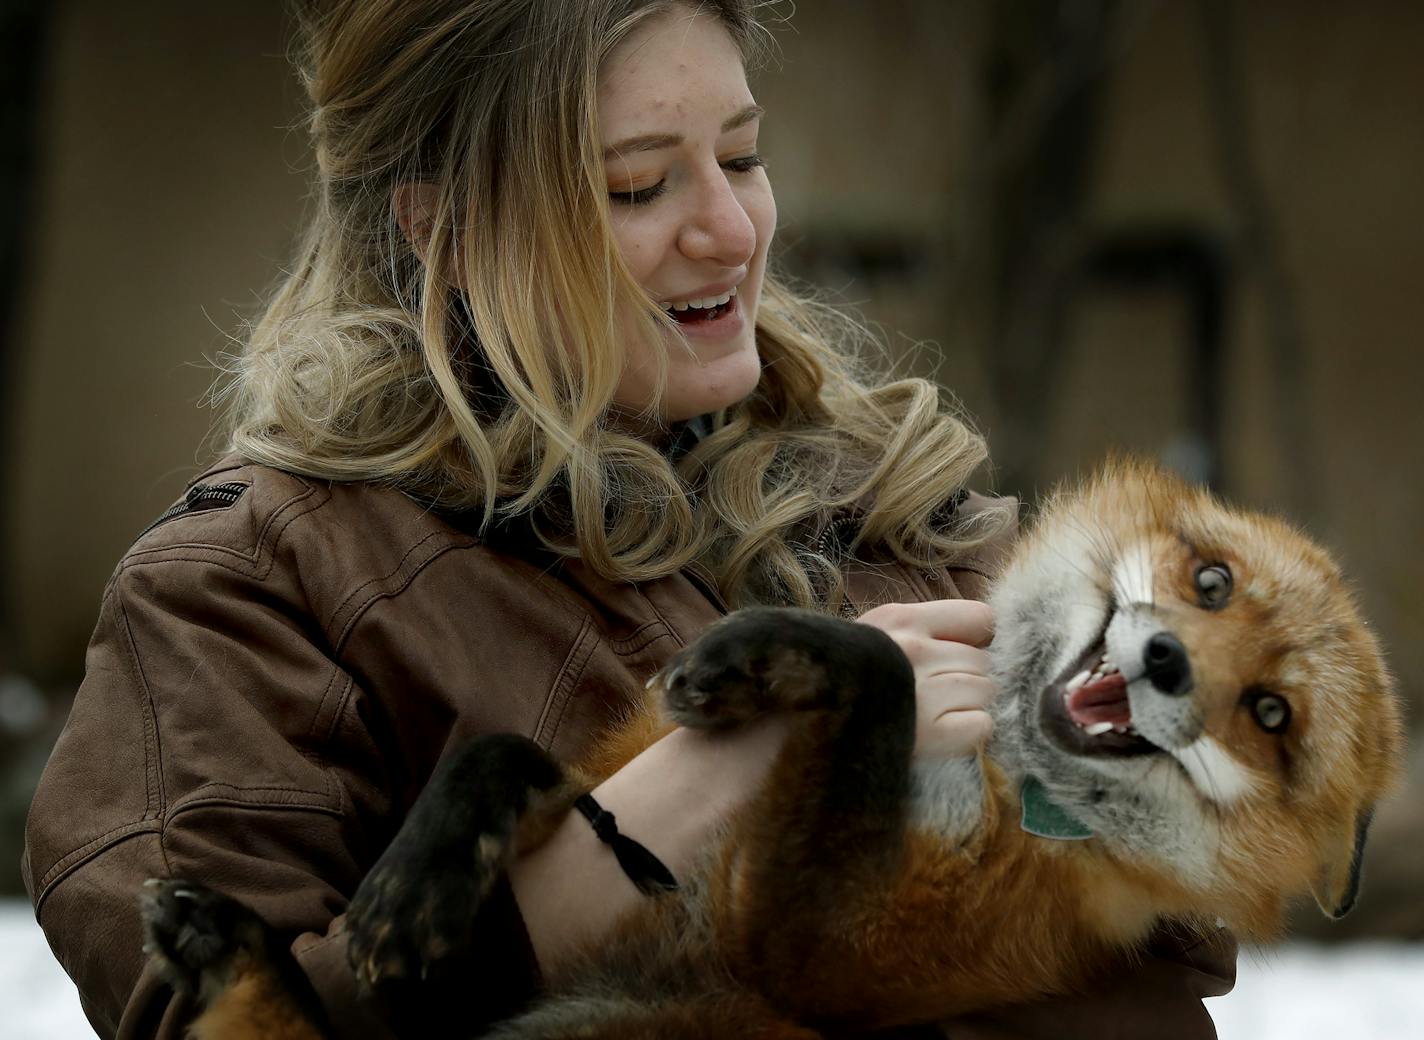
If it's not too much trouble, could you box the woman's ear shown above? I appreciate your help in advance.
[392,182,439,262]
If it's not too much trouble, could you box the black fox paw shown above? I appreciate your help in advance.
[347,735,564,991]
[346,829,509,992]
[140,880,269,995]
[662,607,892,727]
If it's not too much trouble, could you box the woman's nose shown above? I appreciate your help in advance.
[677,173,756,267]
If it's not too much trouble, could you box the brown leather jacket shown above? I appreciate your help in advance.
[23,457,1235,1038]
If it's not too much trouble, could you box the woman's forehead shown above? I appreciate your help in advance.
[597,7,752,133]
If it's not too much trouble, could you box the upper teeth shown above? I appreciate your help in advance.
[663,286,737,312]
[1065,654,1119,693]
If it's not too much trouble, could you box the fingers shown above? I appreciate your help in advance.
[917,671,997,759]
[856,600,999,759]
[857,599,994,649]
[920,708,994,758]
[920,671,997,716]
[921,644,994,680]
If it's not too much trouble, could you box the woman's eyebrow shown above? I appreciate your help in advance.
[602,104,764,160]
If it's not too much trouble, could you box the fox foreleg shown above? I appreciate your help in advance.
[345,734,578,1016]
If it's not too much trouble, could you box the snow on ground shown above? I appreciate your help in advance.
[4,900,1422,1038]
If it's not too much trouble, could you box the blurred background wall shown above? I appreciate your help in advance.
[1,0,1420,936]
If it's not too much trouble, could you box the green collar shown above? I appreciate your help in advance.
[1020,776,1094,840]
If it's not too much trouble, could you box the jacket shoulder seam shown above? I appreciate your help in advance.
[121,479,327,580]
[326,530,478,652]
[166,783,346,820]
[34,819,162,911]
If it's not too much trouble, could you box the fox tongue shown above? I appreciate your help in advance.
[1066,674,1132,727]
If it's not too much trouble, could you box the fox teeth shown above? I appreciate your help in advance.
[1066,670,1091,693]
[1084,721,1115,736]
[1090,656,1119,679]
[661,286,737,312]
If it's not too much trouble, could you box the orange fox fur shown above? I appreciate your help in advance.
[143,461,1406,1038]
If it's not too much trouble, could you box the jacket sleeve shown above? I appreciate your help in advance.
[936,924,1237,1039]
[22,551,540,1038]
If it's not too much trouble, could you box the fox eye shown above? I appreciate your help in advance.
[1246,689,1291,733]
[1195,564,1232,609]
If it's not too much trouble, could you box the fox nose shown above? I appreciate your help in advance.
[1143,632,1193,695]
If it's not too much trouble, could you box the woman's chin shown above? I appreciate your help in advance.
[659,348,762,422]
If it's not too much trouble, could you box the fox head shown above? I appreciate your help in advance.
[989,460,1405,935]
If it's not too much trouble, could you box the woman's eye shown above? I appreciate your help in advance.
[608,155,764,207]
[1195,563,1232,609]
[611,182,667,206]
[722,153,766,174]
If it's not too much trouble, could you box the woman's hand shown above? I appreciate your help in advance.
[856,600,997,759]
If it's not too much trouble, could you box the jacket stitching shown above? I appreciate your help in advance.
[158,825,174,878]
[114,586,164,817]
[35,820,162,902]
[165,790,345,820]
[328,529,450,622]
[306,664,347,745]
[328,531,466,651]
[293,928,347,965]
[612,628,679,661]
[632,586,686,650]
[526,557,612,630]
[123,481,325,578]
[533,618,598,749]
[313,671,356,748]
[609,620,671,655]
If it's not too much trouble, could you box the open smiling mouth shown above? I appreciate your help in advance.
[1039,624,1160,758]
[663,287,738,325]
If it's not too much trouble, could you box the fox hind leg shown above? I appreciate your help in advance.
[140,879,326,1040]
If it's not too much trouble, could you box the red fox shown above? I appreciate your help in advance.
[141,460,1406,1037]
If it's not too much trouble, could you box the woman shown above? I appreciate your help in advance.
[24,1,1234,1037]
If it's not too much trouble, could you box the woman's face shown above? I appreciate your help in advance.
[597,6,776,424]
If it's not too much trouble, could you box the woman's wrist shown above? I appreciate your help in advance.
[508,716,788,973]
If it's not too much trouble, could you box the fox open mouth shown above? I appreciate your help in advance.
[1040,632,1159,758]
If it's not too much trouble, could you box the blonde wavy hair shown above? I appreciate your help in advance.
[222,0,1011,609]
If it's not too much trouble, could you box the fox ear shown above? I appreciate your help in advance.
[1311,809,1373,919]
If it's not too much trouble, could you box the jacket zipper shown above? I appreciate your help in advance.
[815,513,860,561]
[137,481,249,540]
